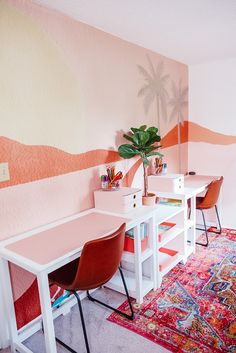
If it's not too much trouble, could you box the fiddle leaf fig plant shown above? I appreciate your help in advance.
[118,125,162,197]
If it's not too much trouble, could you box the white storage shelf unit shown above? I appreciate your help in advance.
[155,206,185,287]
[106,208,156,304]
[149,181,198,261]
[95,202,186,304]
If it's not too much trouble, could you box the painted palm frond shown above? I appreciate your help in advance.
[169,79,188,126]
[168,79,188,173]
[137,55,170,134]
[143,90,155,114]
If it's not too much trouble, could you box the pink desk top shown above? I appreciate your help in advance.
[6,212,129,265]
[185,175,219,189]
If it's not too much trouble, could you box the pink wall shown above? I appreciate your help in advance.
[0,0,189,237]
[0,0,188,330]
[189,59,236,228]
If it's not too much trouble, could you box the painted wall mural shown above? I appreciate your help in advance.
[137,56,189,173]
[0,0,235,340]
[169,79,188,172]
[137,56,169,136]
[0,0,188,334]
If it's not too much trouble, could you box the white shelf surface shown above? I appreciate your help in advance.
[106,268,153,299]
[158,254,183,277]
[150,186,200,199]
[157,226,184,248]
[155,205,184,224]
[96,204,184,230]
[122,248,153,264]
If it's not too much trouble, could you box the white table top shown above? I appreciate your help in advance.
[184,174,219,188]
[0,175,218,275]
[150,174,220,199]
[0,209,129,274]
[0,203,184,274]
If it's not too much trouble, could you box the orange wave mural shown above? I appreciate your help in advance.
[188,122,236,145]
[1,123,235,189]
[123,158,143,187]
[161,121,189,148]
[161,121,236,149]
[0,137,122,188]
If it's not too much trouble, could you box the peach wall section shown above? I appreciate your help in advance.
[0,0,188,336]
[188,122,236,145]
[188,142,236,228]
[1,0,188,153]
[189,59,236,228]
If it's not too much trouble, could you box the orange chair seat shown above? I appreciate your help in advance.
[195,176,223,247]
[49,258,80,289]
[196,196,209,209]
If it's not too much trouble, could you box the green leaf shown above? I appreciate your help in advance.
[147,133,161,145]
[123,134,134,143]
[131,127,140,134]
[118,144,139,159]
[143,145,158,154]
[146,151,163,158]
[147,127,158,134]
[133,131,150,147]
[139,125,147,131]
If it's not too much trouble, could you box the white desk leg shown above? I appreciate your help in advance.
[37,272,57,353]
[0,265,9,349]
[149,216,157,290]
[156,249,162,288]
[191,196,196,253]
[134,226,143,304]
[0,258,18,353]
[182,198,188,264]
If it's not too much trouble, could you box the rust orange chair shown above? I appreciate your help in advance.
[48,223,134,353]
[196,176,223,247]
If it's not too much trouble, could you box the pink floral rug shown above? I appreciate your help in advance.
[108,228,236,352]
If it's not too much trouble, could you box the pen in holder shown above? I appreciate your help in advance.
[155,158,163,174]
[101,167,123,190]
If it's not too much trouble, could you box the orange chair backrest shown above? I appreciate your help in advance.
[72,223,126,291]
[198,176,223,209]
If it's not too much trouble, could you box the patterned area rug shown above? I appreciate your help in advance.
[108,228,236,353]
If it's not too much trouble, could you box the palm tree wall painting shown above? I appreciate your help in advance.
[137,55,169,136]
[169,79,188,173]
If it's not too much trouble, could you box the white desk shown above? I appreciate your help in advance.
[0,210,128,353]
[0,203,186,353]
[99,203,185,297]
[0,176,220,352]
[185,175,219,191]
[150,174,220,261]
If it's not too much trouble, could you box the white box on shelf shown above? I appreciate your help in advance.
[94,187,142,213]
[148,174,184,193]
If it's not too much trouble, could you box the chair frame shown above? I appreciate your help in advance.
[46,266,134,353]
[196,205,222,247]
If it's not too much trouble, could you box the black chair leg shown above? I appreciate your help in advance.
[196,209,209,247]
[42,322,78,353]
[73,290,91,353]
[214,205,222,234]
[43,291,90,353]
[196,205,222,245]
[87,267,134,320]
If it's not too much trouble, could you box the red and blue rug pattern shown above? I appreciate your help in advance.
[108,228,236,352]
